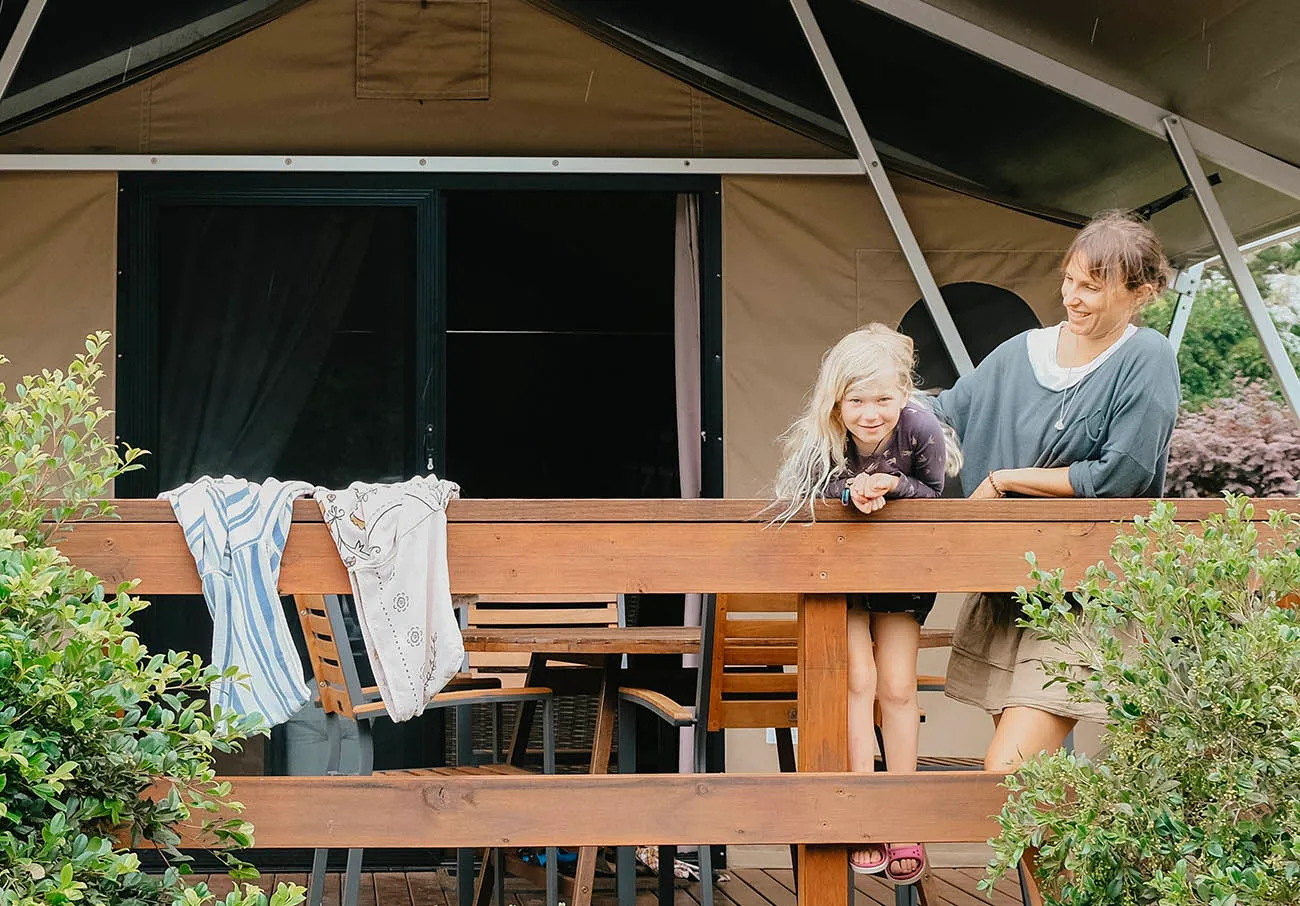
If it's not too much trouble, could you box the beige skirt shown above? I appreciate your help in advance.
[943,592,1107,722]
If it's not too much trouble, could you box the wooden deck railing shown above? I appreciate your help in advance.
[55,497,1300,906]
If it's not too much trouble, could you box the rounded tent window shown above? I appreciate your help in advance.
[900,282,1041,390]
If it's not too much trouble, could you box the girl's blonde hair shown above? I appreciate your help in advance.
[773,323,925,523]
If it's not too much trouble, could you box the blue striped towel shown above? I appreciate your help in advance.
[162,475,315,729]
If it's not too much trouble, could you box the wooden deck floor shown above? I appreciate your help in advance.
[186,867,1023,906]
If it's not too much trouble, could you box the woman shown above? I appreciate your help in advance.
[931,210,1180,831]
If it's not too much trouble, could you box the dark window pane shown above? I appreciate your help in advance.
[446,333,679,498]
[155,204,415,488]
[445,190,675,334]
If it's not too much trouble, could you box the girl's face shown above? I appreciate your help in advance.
[1059,253,1147,341]
[839,380,904,454]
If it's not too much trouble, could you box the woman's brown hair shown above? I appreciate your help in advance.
[1065,210,1171,305]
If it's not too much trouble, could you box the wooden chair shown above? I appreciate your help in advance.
[293,594,560,906]
[455,593,620,766]
[617,593,967,906]
[462,592,621,688]
[456,593,620,906]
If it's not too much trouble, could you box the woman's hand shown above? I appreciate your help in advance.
[969,473,1003,499]
[973,467,1076,498]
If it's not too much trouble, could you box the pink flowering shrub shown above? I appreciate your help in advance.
[1166,378,1300,496]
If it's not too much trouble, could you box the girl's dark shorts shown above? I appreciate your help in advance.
[846,592,935,624]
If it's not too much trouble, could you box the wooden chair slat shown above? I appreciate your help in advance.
[618,686,695,725]
[472,594,619,605]
[294,594,357,717]
[714,700,798,730]
[723,619,799,640]
[721,672,798,694]
[722,593,799,613]
[723,645,798,666]
[304,612,335,639]
[468,606,619,626]
[318,686,353,718]
[314,658,349,688]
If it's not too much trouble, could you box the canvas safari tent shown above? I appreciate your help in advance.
[2,0,1300,868]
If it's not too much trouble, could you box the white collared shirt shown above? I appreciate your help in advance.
[1025,321,1138,390]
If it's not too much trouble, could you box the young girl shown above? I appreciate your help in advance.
[774,323,957,886]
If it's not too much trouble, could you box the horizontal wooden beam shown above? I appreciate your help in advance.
[56,510,1294,596]
[55,519,1116,594]
[141,772,1006,848]
[57,497,1300,525]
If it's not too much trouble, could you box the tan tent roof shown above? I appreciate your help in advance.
[538,0,1300,263]
[0,0,833,160]
[3,0,1299,262]
[923,0,1300,168]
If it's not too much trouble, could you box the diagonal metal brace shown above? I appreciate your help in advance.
[1165,115,1300,424]
[790,0,975,376]
[0,0,48,102]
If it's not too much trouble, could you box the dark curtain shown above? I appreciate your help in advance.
[158,206,378,489]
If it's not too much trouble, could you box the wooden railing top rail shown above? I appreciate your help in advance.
[52,497,1300,597]
[62,497,1300,524]
[146,772,1008,849]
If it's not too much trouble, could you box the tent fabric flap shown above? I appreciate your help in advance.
[0,172,118,416]
[357,0,490,100]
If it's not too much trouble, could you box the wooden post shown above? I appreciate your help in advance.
[572,655,620,906]
[797,593,849,906]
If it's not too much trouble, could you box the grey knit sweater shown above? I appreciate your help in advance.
[931,327,1181,497]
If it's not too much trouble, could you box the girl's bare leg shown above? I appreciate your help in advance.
[871,612,922,877]
[846,607,884,867]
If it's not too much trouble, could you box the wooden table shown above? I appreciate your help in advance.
[463,626,701,906]
[463,627,702,656]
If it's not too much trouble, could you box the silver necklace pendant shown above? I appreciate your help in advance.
[1054,418,1065,431]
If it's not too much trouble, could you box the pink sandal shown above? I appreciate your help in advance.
[849,843,888,875]
[883,844,927,885]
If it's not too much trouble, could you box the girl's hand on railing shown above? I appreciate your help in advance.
[847,473,895,514]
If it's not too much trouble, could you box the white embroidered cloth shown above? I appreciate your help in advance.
[314,476,465,722]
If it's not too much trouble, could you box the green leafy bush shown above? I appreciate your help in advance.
[986,496,1300,906]
[0,333,303,906]
[1140,238,1300,411]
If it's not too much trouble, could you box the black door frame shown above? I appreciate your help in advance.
[116,172,723,498]
[117,171,725,870]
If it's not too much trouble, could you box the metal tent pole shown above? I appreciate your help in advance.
[789,0,975,376]
[0,0,48,101]
[1166,264,1205,353]
[1165,115,1300,421]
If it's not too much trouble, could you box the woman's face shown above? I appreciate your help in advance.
[1059,253,1146,341]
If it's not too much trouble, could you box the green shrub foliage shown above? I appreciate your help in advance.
[0,334,303,906]
[987,496,1300,906]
